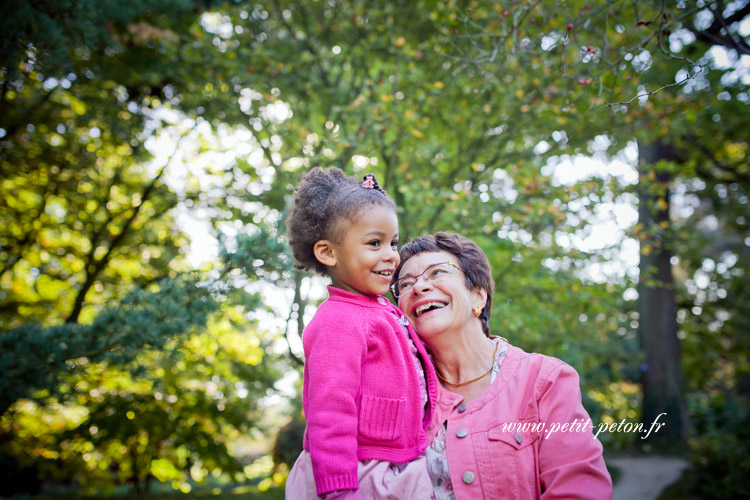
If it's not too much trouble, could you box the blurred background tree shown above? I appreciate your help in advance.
[1,0,747,498]
[1,0,288,496]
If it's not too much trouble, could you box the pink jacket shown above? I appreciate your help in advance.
[428,342,612,500]
[302,286,438,496]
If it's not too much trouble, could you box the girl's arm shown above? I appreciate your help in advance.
[304,317,368,496]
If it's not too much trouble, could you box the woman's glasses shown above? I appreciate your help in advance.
[390,262,461,299]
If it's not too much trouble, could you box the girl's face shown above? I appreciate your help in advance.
[324,205,400,297]
[396,250,485,341]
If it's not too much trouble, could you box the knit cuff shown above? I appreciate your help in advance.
[316,474,360,496]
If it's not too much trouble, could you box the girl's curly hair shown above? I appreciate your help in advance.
[286,167,396,275]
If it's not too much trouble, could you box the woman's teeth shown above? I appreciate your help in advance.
[416,302,447,316]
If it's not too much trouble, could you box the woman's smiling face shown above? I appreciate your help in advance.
[396,250,484,340]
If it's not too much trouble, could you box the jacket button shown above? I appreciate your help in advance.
[377,296,388,306]
[456,428,467,438]
[462,471,475,484]
[515,432,523,444]
[457,402,467,413]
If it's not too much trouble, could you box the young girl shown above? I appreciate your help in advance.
[285,167,437,500]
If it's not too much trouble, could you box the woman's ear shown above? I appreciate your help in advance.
[472,287,488,311]
[313,240,337,268]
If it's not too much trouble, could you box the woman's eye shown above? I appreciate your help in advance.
[429,268,447,279]
[398,280,414,291]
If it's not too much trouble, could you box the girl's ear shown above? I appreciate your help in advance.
[313,240,337,268]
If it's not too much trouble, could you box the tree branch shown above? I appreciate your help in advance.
[65,126,195,323]
[688,1,750,55]
[692,138,750,185]
[282,270,305,368]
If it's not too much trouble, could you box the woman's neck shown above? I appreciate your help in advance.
[428,325,494,386]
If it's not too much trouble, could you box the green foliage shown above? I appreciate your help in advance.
[675,392,750,499]
[54,322,278,493]
[0,0,294,492]
[0,272,218,415]
[0,0,241,80]
[0,243,285,492]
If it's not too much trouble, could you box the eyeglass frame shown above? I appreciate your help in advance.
[390,261,462,299]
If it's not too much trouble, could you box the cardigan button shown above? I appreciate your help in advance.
[456,428,468,438]
[462,471,475,484]
[457,402,467,413]
[515,432,523,444]
[377,296,388,306]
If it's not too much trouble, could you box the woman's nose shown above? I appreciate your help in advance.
[413,275,434,294]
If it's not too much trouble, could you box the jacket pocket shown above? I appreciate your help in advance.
[480,421,542,499]
[359,394,405,441]
[488,421,542,450]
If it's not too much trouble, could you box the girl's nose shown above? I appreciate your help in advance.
[383,246,398,262]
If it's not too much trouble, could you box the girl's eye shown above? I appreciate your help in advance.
[368,240,381,247]
[391,240,399,248]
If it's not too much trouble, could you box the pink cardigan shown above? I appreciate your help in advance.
[428,342,612,499]
[302,286,438,496]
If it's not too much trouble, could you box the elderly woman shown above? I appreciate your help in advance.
[391,232,612,500]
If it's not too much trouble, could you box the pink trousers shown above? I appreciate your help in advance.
[285,451,434,500]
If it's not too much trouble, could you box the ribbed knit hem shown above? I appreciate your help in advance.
[356,443,426,464]
[315,474,360,496]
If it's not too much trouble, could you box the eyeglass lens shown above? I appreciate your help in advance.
[392,263,456,298]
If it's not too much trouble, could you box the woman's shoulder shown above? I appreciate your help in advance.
[491,342,583,409]
[502,341,578,379]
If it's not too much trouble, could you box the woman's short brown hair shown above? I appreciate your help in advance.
[395,232,494,337]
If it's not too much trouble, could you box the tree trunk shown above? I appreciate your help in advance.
[636,140,689,445]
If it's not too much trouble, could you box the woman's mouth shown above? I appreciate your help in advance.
[414,301,448,317]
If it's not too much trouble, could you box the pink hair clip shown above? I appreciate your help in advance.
[362,174,376,189]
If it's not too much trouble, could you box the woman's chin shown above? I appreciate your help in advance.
[412,314,448,338]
